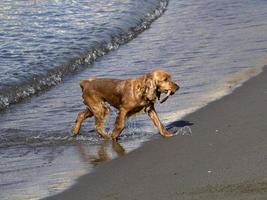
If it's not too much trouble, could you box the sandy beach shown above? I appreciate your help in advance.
[43,66,267,200]
[1,1,267,199]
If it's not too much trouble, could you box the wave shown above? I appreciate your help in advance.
[0,0,169,111]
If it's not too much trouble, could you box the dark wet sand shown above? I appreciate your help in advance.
[44,67,267,200]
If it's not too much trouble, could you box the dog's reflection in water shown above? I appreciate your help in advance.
[77,140,126,166]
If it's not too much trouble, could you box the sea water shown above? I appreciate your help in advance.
[1,0,267,199]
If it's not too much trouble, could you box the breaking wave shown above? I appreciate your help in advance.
[0,0,169,111]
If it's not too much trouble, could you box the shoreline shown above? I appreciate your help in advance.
[44,66,267,200]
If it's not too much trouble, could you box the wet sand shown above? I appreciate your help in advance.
[44,67,267,200]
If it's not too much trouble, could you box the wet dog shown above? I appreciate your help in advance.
[72,69,179,140]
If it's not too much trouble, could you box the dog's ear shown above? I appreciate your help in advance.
[144,73,157,101]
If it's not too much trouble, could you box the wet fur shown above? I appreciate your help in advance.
[72,69,179,140]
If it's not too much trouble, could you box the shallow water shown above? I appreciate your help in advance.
[0,0,168,109]
[1,0,267,199]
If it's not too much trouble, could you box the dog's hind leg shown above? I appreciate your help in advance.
[82,95,110,139]
[111,109,127,140]
[94,103,110,140]
[72,108,93,136]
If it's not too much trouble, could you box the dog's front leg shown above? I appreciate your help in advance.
[147,106,173,137]
[72,108,93,136]
[111,109,127,140]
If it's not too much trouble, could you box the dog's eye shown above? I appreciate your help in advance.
[163,78,168,81]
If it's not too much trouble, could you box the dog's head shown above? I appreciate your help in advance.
[145,69,179,103]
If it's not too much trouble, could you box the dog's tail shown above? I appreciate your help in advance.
[80,80,89,92]
[80,78,96,92]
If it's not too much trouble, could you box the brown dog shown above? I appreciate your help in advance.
[72,69,179,140]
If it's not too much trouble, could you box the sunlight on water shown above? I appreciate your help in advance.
[1,0,267,199]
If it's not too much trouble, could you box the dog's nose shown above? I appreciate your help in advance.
[175,83,180,91]
[170,83,179,95]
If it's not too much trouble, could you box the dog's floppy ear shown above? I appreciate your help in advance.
[144,73,157,101]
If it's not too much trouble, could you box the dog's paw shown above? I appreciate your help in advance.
[162,130,174,138]
[71,124,80,137]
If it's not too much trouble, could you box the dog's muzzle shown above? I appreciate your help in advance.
[160,83,179,104]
